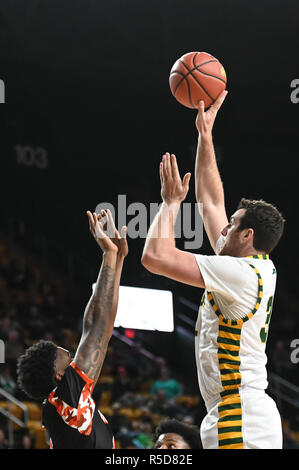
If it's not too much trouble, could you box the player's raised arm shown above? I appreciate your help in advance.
[73,210,128,383]
[141,153,205,288]
[195,90,229,253]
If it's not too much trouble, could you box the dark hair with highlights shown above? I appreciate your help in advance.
[17,340,58,400]
[237,198,285,253]
[153,418,202,449]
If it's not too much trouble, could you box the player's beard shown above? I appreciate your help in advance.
[215,234,226,255]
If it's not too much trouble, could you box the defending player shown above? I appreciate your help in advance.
[142,91,285,449]
[17,209,128,449]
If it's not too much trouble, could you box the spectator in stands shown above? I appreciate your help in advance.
[39,282,59,319]
[153,418,202,449]
[108,402,132,436]
[19,433,34,449]
[132,421,154,449]
[111,365,137,401]
[23,304,48,340]
[5,329,25,364]
[0,364,17,396]
[122,340,156,386]
[150,368,182,400]
[6,256,30,291]
[139,406,153,425]
[4,306,20,329]
[0,316,12,340]
[283,422,299,449]
[114,420,138,449]
[149,389,186,419]
[0,428,9,449]
[182,415,195,427]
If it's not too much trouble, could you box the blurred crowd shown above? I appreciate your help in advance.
[0,235,299,449]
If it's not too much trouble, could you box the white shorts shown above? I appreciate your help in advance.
[200,389,283,449]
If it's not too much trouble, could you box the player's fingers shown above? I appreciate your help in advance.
[182,172,191,191]
[159,161,164,186]
[164,152,172,178]
[211,90,228,113]
[197,100,205,117]
[86,211,95,232]
[97,210,104,224]
[170,154,182,180]
[86,210,93,223]
[94,218,105,239]
[162,154,169,179]
[196,101,205,130]
[105,208,114,226]
[106,209,117,238]
[93,212,100,228]
[93,212,105,239]
[120,226,128,238]
[99,210,109,233]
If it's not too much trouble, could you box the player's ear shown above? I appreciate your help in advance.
[55,372,62,382]
[55,370,65,382]
[243,228,254,242]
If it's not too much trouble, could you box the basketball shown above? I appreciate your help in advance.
[169,51,227,109]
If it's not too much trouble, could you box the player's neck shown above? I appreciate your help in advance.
[239,248,267,258]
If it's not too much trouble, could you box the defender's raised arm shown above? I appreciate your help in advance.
[74,210,128,383]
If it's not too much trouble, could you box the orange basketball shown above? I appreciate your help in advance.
[169,51,227,109]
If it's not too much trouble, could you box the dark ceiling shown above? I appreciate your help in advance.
[0,0,298,304]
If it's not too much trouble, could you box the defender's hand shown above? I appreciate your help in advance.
[86,210,118,254]
[196,90,228,137]
[160,153,191,205]
[100,209,128,259]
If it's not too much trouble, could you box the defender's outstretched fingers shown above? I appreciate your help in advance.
[97,210,109,234]
[87,211,95,232]
[105,209,117,238]
[120,226,128,239]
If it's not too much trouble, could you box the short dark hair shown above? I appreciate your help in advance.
[237,198,285,253]
[17,340,58,400]
[153,418,201,449]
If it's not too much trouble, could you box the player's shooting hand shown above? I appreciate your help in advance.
[86,210,118,254]
[196,90,228,137]
[160,153,191,205]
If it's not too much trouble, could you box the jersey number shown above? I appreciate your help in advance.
[260,295,273,343]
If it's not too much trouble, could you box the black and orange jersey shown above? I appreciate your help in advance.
[42,361,115,449]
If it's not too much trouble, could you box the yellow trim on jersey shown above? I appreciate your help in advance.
[207,263,265,449]
[217,393,243,449]
[219,441,244,449]
[247,254,269,260]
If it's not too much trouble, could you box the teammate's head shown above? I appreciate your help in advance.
[218,199,285,257]
[153,418,201,449]
[17,340,72,400]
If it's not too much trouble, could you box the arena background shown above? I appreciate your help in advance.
[0,0,299,450]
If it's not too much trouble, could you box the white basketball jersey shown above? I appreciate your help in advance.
[194,253,277,409]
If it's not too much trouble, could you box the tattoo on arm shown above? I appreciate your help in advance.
[74,263,116,382]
